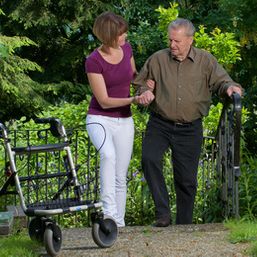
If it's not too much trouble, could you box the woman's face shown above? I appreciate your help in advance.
[117,32,127,46]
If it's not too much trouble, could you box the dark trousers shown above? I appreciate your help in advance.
[142,114,203,224]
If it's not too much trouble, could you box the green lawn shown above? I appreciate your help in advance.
[225,219,257,257]
[0,229,41,257]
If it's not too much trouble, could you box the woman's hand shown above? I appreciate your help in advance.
[146,79,155,91]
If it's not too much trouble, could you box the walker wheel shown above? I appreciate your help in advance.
[44,223,62,256]
[92,217,118,248]
[28,217,44,242]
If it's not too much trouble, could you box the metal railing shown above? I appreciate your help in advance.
[215,93,242,218]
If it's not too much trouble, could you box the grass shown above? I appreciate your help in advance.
[225,219,257,257]
[0,228,41,257]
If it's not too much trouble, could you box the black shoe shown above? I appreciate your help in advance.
[152,217,170,227]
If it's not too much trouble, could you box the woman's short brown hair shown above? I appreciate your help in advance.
[93,11,128,48]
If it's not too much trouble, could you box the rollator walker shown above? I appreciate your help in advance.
[0,118,118,256]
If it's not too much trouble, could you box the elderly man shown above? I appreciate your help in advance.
[134,18,242,226]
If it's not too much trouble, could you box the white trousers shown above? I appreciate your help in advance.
[86,114,134,227]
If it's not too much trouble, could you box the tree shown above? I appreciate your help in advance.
[1,0,117,84]
[217,0,257,153]
[0,9,47,120]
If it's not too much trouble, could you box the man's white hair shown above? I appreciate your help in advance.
[168,18,195,36]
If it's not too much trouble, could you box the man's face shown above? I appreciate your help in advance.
[169,27,193,60]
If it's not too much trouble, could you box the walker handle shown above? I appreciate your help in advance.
[35,117,58,124]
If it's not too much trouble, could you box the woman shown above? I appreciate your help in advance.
[85,11,138,227]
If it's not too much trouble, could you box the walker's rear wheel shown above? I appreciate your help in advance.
[28,217,44,242]
[92,217,118,248]
[44,223,62,256]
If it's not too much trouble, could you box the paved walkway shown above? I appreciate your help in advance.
[39,223,250,257]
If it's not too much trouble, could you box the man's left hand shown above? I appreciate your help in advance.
[227,86,242,97]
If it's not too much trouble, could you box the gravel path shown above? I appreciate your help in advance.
[39,223,250,257]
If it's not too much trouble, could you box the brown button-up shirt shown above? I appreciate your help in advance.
[133,46,241,122]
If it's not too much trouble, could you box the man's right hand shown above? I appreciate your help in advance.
[136,90,155,106]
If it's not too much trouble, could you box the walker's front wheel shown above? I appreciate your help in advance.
[44,223,62,256]
[92,217,118,248]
